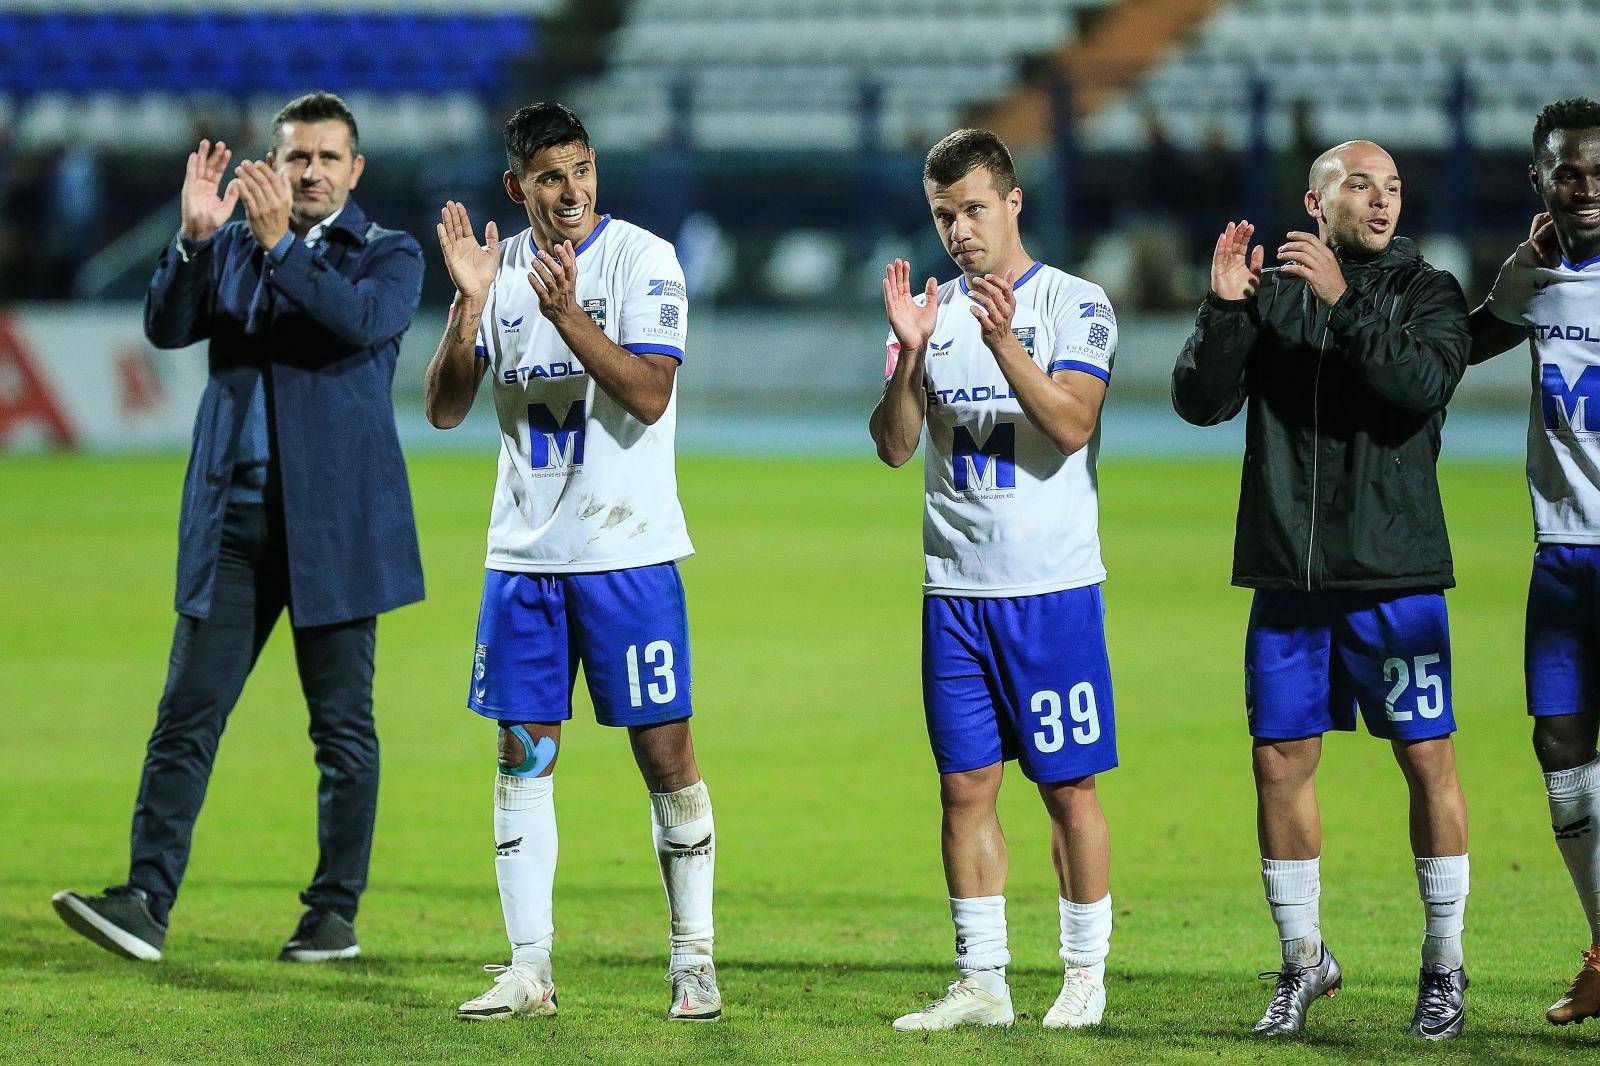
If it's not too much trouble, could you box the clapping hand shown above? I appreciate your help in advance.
[436,201,500,302]
[180,139,239,243]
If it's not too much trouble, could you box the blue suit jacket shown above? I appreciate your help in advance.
[145,199,426,626]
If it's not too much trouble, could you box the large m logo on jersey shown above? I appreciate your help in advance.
[528,401,586,468]
[952,422,1016,491]
[1542,364,1600,432]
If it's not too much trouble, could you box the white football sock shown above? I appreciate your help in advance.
[1546,756,1600,947]
[1261,857,1322,969]
[1059,893,1112,981]
[651,780,715,971]
[1416,854,1469,970]
[494,772,556,980]
[950,894,1009,995]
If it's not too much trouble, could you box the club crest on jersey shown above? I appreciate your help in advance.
[1010,326,1036,355]
[929,338,954,356]
[583,298,607,328]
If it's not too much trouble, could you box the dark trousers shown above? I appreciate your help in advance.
[127,498,378,926]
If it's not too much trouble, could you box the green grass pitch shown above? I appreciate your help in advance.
[1,450,1594,1063]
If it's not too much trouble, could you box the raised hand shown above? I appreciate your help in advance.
[1211,220,1265,301]
[528,242,580,325]
[180,139,239,243]
[883,259,938,354]
[436,201,500,302]
[1518,212,1559,269]
[968,271,1017,350]
[232,160,292,250]
[1278,230,1348,307]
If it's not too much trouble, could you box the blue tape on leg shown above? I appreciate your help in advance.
[503,725,557,778]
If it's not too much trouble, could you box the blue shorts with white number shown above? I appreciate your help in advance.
[468,563,692,726]
[1245,588,1454,741]
[922,585,1118,783]
[1527,544,1600,717]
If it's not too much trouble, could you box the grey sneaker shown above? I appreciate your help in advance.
[1409,964,1468,1041]
[51,886,166,962]
[279,908,360,962]
[1252,945,1342,1036]
[668,963,723,1021]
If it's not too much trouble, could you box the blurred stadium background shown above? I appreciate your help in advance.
[1,0,1592,455]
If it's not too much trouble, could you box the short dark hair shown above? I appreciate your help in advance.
[924,128,1017,196]
[504,102,590,175]
[1533,97,1600,162]
[271,91,358,151]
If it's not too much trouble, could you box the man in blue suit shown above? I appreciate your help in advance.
[52,92,425,963]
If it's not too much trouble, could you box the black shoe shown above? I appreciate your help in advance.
[279,908,360,962]
[51,886,166,961]
[1410,963,1468,1041]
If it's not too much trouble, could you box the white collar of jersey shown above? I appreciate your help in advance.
[958,260,1044,296]
[533,214,612,258]
[303,204,345,248]
[1560,250,1600,273]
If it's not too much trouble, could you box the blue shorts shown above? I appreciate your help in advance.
[468,563,692,727]
[1245,588,1455,741]
[922,585,1118,783]
[1527,544,1600,717]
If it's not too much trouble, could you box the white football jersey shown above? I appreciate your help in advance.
[476,215,693,571]
[886,263,1118,596]
[1487,251,1600,544]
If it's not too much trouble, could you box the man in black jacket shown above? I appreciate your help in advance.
[1173,141,1472,1041]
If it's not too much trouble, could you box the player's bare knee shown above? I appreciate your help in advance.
[1252,741,1315,789]
[940,765,1001,810]
[1533,714,1598,773]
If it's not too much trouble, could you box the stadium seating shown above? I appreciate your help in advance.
[572,0,1112,150]
[1087,0,1600,150]
[0,8,542,150]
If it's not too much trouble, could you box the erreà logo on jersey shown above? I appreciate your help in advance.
[647,278,687,300]
[1010,326,1035,356]
[500,315,524,335]
[583,299,607,328]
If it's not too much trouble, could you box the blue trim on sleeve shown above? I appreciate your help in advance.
[1048,359,1110,382]
[474,344,487,359]
[623,341,684,362]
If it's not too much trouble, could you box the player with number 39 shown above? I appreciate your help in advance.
[423,103,720,1024]
[870,129,1121,1035]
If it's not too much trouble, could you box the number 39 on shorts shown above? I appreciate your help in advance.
[1031,683,1102,753]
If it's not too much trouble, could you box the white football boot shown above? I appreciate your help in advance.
[892,975,1015,1032]
[668,963,723,1021]
[1043,966,1106,1029]
[455,964,557,1021]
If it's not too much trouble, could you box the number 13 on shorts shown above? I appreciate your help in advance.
[626,640,678,707]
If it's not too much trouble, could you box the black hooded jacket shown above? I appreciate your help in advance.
[1172,236,1471,591]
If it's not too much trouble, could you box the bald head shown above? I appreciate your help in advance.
[1308,140,1395,195]
[1304,140,1401,254]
